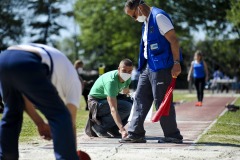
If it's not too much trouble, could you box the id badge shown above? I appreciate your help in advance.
[150,43,158,50]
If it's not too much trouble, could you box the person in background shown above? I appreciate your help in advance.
[74,60,94,110]
[0,44,82,160]
[213,66,223,80]
[187,50,209,106]
[211,66,223,93]
[130,66,140,91]
[85,59,133,138]
[221,74,230,93]
[121,0,183,144]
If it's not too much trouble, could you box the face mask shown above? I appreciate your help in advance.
[120,72,131,81]
[136,8,146,23]
[77,68,83,74]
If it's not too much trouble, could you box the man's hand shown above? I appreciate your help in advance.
[37,122,52,141]
[22,95,52,141]
[171,63,181,78]
[122,88,130,95]
[119,128,128,138]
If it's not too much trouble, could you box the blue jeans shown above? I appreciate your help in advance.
[128,66,182,139]
[0,50,78,160]
[95,99,132,133]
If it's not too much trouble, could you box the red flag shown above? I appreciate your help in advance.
[151,77,177,122]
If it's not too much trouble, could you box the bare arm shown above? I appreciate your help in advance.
[121,87,130,95]
[23,95,51,140]
[187,62,193,82]
[203,61,209,81]
[107,96,127,138]
[66,103,77,145]
[164,29,181,78]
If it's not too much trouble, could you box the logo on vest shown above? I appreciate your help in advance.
[150,26,154,33]
[157,82,164,85]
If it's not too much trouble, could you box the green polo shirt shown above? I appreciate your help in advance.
[89,70,131,99]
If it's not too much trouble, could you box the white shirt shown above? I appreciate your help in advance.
[143,11,174,59]
[18,44,82,108]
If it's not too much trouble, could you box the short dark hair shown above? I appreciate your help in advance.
[124,0,144,10]
[120,58,133,67]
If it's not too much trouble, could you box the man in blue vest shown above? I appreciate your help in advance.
[120,0,183,143]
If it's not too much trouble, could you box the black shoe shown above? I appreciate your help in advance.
[158,137,183,144]
[91,126,111,138]
[107,128,121,138]
[119,135,146,143]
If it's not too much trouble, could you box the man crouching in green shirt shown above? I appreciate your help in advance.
[86,59,133,138]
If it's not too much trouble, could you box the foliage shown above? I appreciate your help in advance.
[0,0,74,48]
[195,39,240,78]
[148,0,230,36]
[226,0,240,38]
[0,0,26,50]
[55,37,78,63]
[74,0,238,73]
[27,0,73,45]
[75,0,142,69]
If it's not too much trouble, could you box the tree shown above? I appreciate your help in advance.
[195,39,240,78]
[74,0,235,70]
[75,0,142,69]
[0,0,26,50]
[27,0,73,45]
[226,0,240,38]
[55,37,76,62]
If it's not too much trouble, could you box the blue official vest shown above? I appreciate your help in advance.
[138,7,181,72]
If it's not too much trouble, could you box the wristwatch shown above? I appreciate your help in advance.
[173,60,180,65]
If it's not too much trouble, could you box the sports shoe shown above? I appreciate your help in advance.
[91,125,111,138]
[119,135,146,143]
[195,102,202,107]
[158,137,183,144]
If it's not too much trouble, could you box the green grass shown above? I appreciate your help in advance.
[198,98,240,145]
[173,90,197,102]
[0,96,89,142]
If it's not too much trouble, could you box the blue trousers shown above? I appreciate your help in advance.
[95,99,132,133]
[128,66,182,139]
[0,50,78,160]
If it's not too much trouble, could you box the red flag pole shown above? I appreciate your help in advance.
[151,77,177,122]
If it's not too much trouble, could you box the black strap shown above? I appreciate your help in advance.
[40,47,54,78]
